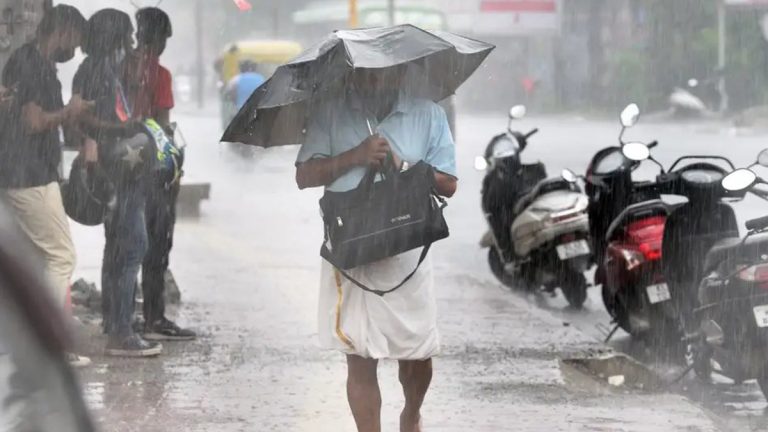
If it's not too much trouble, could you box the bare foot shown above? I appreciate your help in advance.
[400,410,422,432]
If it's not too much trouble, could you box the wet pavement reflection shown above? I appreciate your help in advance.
[70,109,767,431]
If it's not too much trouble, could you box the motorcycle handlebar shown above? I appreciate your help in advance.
[524,128,539,139]
[746,215,768,232]
[648,140,658,149]
[633,180,661,196]
[750,187,768,200]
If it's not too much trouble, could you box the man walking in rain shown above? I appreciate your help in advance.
[0,4,92,367]
[295,65,457,432]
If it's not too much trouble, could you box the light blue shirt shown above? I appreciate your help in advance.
[234,72,266,108]
[297,92,456,192]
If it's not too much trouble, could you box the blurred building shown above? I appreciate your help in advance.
[391,0,645,111]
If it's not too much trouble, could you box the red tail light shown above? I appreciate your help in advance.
[626,216,666,261]
[737,263,768,288]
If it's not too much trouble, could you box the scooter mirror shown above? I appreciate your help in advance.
[474,156,489,171]
[622,142,650,162]
[722,168,757,192]
[758,149,768,168]
[509,105,527,120]
[687,78,700,88]
[620,103,640,128]
[561,169,577,183]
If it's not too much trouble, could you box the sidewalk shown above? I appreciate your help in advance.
[70,219,722,432]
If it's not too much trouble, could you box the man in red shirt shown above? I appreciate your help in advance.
[124,11,174,127]
[123,7,195,341]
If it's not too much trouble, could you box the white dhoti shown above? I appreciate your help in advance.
[318,249,440,360]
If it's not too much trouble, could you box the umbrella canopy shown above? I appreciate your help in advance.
[221,24,494,147]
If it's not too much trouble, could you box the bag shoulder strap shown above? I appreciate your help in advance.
[322,243,432,297]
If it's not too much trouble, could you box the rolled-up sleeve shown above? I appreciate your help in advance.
[296,108,332,165]
[425,103,457,178]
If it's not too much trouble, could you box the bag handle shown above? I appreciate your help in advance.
[358,153,399,196]
[322,243,431,297]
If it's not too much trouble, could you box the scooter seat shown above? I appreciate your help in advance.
[704,234,768,274]
[514,178,578,216]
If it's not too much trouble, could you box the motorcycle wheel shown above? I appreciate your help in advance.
[601,288,632,334]
[488,248,515,288]
[686,342,712,382]
[562,269,588,309]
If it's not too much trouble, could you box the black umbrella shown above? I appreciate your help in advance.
[220,24,495,147]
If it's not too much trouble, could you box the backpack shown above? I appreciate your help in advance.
[142,118,184,188]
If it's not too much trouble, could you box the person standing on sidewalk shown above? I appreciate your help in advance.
[295,67,457,432]
[72,8,162,358]
[0,4,92,368]
[123,7,196,341]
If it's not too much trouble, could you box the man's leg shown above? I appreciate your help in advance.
[1,183,76,307]
[105,183,160,357]
[101,217,116,333]
[2,183,87,366]
[39,184,77,303]
[346,355,381,432]
[107,184,147,336]
[142,182,195,340]
[398,359,433,432]
[142,185,169,324]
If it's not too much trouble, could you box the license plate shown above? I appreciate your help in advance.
[753,305,768,328]
[646,283,671,304]
[556,240,590,260]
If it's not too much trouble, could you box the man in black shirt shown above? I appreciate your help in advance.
[0,4,92,366]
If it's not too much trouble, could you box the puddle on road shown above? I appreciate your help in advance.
[560,353,666,393]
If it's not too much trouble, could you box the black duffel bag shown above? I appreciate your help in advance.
[319,160,449,296]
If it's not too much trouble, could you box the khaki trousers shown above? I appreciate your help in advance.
[1,182,76,307]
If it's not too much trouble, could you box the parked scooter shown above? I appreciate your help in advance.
[478,106,592,308]
[687,153,768,398]
[619,132,744,359]
[580,104,676,343]
[669,72,724,118]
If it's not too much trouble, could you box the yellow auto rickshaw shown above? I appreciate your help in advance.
[216,40,303,131]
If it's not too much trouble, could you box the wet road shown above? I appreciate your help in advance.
[69,108,768,431]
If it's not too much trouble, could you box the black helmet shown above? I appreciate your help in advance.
[82,8,133,57]
[136,7,172,45]
[62,158,115,226]
[105,130,156,183]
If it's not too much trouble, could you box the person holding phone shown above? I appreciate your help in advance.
[0,4,92,367]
